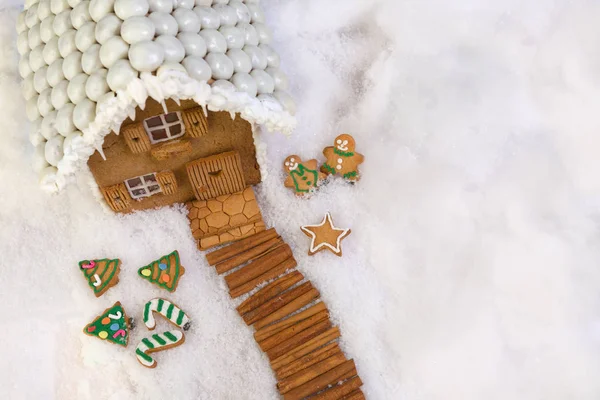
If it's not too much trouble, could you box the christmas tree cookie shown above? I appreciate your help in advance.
[283,155,325,196]
[78,258,121,297]
[83,302,130,347]
[322,134,365,181]
[138,251,185,292]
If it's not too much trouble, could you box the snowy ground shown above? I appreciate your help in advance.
[2,0,600,399]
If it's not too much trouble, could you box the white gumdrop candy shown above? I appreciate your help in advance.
[274,90,295,114]
[219,26,244,49]
[45,135,65,166]
[85,69,109,101]
[173,8,200,32]
[34,66,50,94]
[47,59,66,87]
[23,76,37,100]
[42,37,60,65]
[17,11,27,34]
[82,44,104,74]
[259,43,280,68]
[211,79,236,93]
[28,24,43,50]
[148,0,173,13]
[99,36,129,68]
[50,0,70,15]
[76,21,97,52]
[253,23,271,44]
[176,0,194,9]
[58,29,78,58]
[26,4,40,28]
[62,52,83,80]
[243,45,266,70]
[250,69,274,94]
[247,4,264,23]
[228,1,250,24]
[19,56,33,79]
[155,35,185,63]
[194,6,220,29]
[40,16,56,43]
[89,0,115,22]
[38,88,55,117]
[107,59,138,91]
[33,143,50,172]
[95,14,122,44]
[226,48,251,73]
[121,16,156,44]
[29,46,46,72]
[205,52,233,79]
[199,29,227,53]
[212,0,229,4]
[182,56,212,81]
[53,10,73,37]
[51,80,70,109]
[157,62,186,75]
[214,4,237,26]
[68,0,83,8]
[237,22,258,46]
[232,72,256,96]
[38,0,52,20]
[73,98,96,130]
[41,110,58,139]
[129,41,165,72]
[71,1,92,29]
[195,0,213,5]
[67,73,89,104]
[177,32,207,57]
[149,12,179,36]
[26,95,41,121]
[114,0,150,20]
[266,67,288,90]
[56,103,76,136]
[18,32,30,55]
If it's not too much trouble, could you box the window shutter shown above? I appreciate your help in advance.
[101,183,132,212]
[182,107,208,138]
[122,122,151,153]
[156,170,178,195]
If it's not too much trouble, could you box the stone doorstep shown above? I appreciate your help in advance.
[198,221,267,250]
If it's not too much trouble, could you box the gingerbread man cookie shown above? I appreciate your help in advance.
[321,134,364,181]
[283,155,325,195]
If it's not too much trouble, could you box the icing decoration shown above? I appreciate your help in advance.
[137,251,185,292]
[300,212,352,257]
[143,298,191,331]
[78,258,121,297]
[158,263,167,270]
[282,155,324,196]
[83,302,130,347]
[321,134,365,182]
[135,330,185,368]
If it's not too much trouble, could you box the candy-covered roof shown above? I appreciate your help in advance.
[17,0,296,192]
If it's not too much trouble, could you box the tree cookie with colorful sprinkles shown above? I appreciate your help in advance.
[283,155,325,196]
[78,258,121,297]
[83,302,130,347]
[143,298,191,331]
[321,134,365,181]
[138,251,185,292]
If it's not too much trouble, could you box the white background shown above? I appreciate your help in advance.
[1,0,600,399]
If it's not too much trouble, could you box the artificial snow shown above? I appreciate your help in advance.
[2,1,600,399]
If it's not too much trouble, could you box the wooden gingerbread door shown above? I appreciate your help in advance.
[186,151,247,201]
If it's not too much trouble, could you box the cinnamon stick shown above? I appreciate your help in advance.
[267,319,332,361]
[237,271,304,316]
[277,352,347,394]
[230,257,297,298]
[311,376,363,400]
[276,342,341,380]
[243,282,313,326]
[271,327,341,371]
[260,309,330,351]
[215,236,283,274]
[254,288,320,329]
[283,359,357,400]
[206,228,278,265]
[341,389,365,400]
[255,302,328,343]
[225,244,292,289]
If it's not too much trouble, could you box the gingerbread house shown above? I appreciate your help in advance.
[17,0,296,248]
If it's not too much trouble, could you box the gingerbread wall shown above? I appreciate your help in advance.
[88,98,261,213]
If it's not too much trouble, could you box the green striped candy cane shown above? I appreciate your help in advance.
[143,298,191,331]
[135,330,185,368]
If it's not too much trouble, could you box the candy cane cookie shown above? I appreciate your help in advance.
[143,298,191,331]
[135,330,185,368]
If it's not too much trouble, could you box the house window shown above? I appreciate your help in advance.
[143,112,185,144]
[124,173,162,200]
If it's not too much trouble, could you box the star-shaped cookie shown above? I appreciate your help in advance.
[301,213,351,257]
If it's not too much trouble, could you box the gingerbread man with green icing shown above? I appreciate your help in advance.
[321,134,364,181]
[283,155,325,195]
